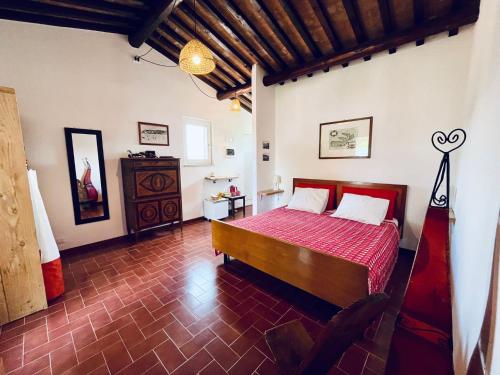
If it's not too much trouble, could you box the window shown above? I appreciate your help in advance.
[183,117,212,166]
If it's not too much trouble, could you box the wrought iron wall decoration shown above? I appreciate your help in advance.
[429,128,466,208]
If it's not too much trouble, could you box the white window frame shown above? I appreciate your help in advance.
[183,116,213,166]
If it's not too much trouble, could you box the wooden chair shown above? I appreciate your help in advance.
[265,293,390,375]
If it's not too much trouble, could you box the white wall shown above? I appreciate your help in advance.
[274,29,474,249]
[450,0,500,373]
[252,64,276,214]
[0,20,252,250]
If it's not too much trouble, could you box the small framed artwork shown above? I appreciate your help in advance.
[263,153,270,161]
[262,141,270,150]
[319,117,372,159]
[225,148,235,158]
[138,122,169,146]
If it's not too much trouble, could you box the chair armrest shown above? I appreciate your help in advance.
[265,319,314,375]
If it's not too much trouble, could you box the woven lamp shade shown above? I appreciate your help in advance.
[230,98,241,112]
[179,39,215,75]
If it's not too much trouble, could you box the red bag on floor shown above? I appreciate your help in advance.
[41,258,65,301]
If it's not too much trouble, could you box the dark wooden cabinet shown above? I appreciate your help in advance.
[121,158,182,238]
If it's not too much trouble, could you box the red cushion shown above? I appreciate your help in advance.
[341,186,398,219]
[295,183,336,210]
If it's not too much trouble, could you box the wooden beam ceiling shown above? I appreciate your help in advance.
[377,0,394,34]
[0,0,143,34]
[193,0,273,72]
[252,0,305,64]
[277,0,322,59]
[226,0,288,69]
[263,7,479,86]
[216,83,252,100]
[129,0,182,48]
[0,0,482,113]
[413,0,426,25]
[308,0,343,52]
[239,95,252,112]
[342,0,368,43]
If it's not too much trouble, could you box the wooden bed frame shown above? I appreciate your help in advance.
[211,178,407,308]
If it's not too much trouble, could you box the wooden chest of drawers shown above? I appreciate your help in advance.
[121,158,182,238]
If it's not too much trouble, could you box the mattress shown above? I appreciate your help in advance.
[229,207,400,293]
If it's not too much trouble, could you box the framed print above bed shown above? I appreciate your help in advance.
[319,117,372,159]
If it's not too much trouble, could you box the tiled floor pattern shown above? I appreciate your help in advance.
[0,211,413,375]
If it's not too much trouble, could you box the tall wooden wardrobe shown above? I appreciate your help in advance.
[0,86,47,324]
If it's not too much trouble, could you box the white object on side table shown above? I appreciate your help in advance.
[203,199,229,220]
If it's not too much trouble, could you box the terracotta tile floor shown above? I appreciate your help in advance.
[0,210,413,375]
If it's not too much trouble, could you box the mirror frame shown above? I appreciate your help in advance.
[64,127,110,225]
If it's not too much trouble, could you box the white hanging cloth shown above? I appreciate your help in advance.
[27,169,60,264]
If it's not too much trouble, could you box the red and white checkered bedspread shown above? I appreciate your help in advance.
[228,207,400,293]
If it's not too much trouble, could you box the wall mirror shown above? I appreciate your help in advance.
[64,128,109,225]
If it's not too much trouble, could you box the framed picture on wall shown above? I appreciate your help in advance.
[319,117,372,159]
[138,122,169,146]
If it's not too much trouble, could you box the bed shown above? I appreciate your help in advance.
[211,178,407,307]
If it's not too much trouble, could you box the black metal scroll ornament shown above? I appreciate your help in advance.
[429,128,466,208]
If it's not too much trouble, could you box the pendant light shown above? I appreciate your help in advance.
[230,97,241,112]
[179,0,215,75]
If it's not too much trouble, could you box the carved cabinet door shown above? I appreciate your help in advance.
[160,198,180,223]
[135,169,178,198]
[136,202,160,228]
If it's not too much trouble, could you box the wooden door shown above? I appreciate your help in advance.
[0,87,47,324]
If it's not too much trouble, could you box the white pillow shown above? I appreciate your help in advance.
[331,193,389,226]
[286,187,329,214]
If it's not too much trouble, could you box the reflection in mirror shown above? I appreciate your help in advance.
[64,128,109,225]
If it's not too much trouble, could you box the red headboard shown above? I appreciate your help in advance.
[293,178,408,236]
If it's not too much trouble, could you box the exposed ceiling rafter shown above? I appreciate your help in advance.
[216,82,252,100]
[129,0,183,48]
